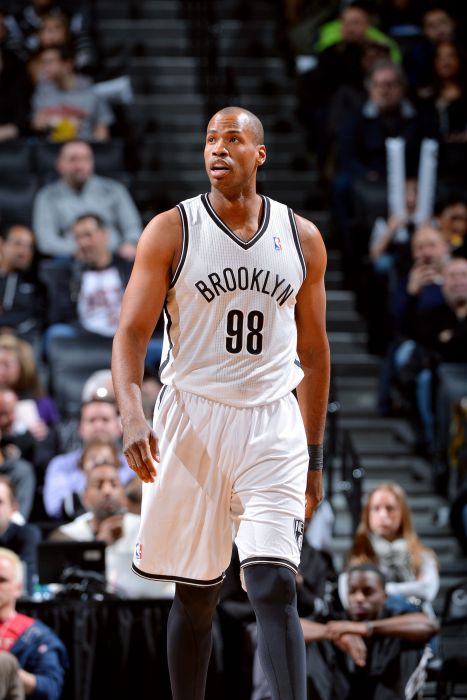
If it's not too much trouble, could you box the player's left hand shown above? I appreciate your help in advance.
[305,470,323,519]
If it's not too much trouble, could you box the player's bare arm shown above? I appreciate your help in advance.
[112,208,181,483]
[294,215,330,516]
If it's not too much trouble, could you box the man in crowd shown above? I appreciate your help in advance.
[43,398,133,519]
[0,548,67,699]
[32,139,142,259]
[51,461,174,598]
[301,564,438,700]
[0,225,46,346]
[30,44,111,142]
[45,213,133,344]
[0,476,40,595]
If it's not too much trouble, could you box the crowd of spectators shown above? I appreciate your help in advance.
[0,0,464,697]
[292,0,467,557]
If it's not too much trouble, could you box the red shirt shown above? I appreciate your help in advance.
[0,612,34,652]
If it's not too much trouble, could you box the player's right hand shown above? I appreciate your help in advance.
[123,417,159,483]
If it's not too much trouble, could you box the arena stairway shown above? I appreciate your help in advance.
[326,252,467,616]
[94,0,466,617]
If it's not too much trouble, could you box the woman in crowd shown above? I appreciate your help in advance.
[339,481,439,612]
[0,333,59,435]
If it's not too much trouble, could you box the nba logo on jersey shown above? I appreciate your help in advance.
[273,236,282,252]
[294,519,304,551]
[135,542,143,560]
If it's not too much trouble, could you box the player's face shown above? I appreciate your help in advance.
[348,571,386,621]
[204,112,265,192]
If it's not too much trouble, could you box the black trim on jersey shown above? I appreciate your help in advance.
[240,556,298,574]
[294,358,301,368]
[158,302,173,377]
[201,193,270,250]
[171,203,189,288]
[287,208,307,282]
[132,563,224,587]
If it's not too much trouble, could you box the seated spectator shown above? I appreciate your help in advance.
[333,59,421,281]
[339,482,439,613]
[393,257,467,458]
[0,427,35,521]
[302,564,438,700]
[365,178,419,354]
[0,477,40,594]
[43,398,133,519]
[6,0,96,71]
[45,213,133,345]
[300,3,399,159]
[50,461,174,599]
[0,9,31,141]
[0,224,46,346]
[435,195,467,257]
[418,41,467,184]
[60,437,120,520]
[0,334,59,430]
[31,44,112,142]
[393,225,449,335]
[33,139,141,259]
[0,547,68,699]
[0,387,57,483]
[403,6,457,93]
[27,9,96,82]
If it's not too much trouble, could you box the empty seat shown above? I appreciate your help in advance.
[47,334,113,418]
[0,177,38,226]
[0,140,32,184]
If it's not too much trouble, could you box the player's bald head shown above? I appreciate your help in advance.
[208,106,264,145]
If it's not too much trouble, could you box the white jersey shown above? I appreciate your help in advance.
[159,193,306,407]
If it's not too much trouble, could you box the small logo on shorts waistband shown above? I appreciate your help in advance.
[294,519,304,551]
[135,543,143,560]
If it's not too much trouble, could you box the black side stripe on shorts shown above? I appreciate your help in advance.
[132,563,225,587]
[240,556,298,574]
[287,207,306,282]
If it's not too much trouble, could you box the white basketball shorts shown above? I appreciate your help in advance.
[132,386,308,586]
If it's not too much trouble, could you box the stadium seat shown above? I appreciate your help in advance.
[0,140,31,184]
[0,177,38,226]
[47,334,113,418]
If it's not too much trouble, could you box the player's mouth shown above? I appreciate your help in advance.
[210,161,231,176]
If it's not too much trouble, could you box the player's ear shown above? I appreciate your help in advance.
[257,144,267,167]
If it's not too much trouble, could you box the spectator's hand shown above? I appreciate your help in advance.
[18,668,37,693]
[444,131,467,144]
[305,470,323,519]
[334,633,367,667]
[95,513,125,544]
[407,262,437,295]
[325,620,366,640]
[29,419,49,441]
[387,214,405,234]
[31,110,51,132]
[122,416,159,483]
[118,242,137,261]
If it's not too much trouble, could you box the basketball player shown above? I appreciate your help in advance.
[112,106,330,700]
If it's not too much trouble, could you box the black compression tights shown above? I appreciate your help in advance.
[243,564,307,700]
[167,581,222,700]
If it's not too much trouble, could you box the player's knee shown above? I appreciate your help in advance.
[243,564,297,611]
[175,582,221,623]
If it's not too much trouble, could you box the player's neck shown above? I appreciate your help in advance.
[208,189,263,234]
